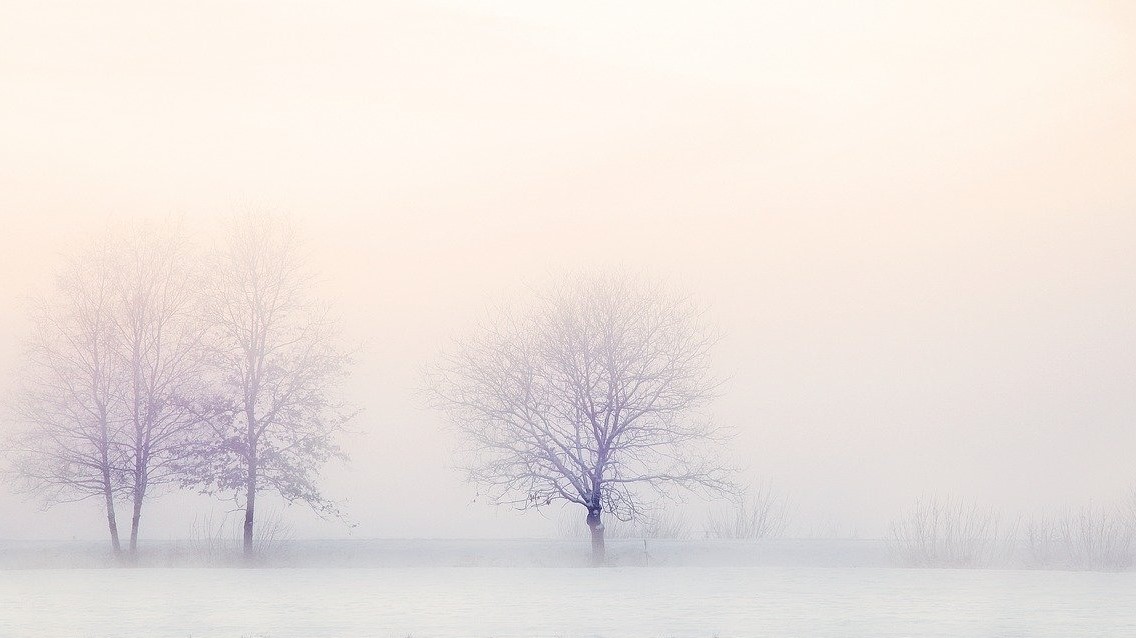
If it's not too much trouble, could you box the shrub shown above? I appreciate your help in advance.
[889,495,1000,567]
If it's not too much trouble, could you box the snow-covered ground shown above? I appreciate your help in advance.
[2,541,1134,637]
[0,538,892,569]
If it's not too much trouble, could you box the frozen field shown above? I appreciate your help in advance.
[2,541,1135,637]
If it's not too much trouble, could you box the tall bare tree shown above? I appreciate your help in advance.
[10,238,128,552]
[112,227,211,553]
[10,226,214,556]
[186,214,352,557]
[430,273,732,564]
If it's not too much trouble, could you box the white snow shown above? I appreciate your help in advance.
[1,540,1134,637]
[2,561,1134,637]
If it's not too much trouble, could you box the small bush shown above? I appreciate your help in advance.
[704,484,791,540]
[1015,504,1133,571]
[889,495,1001,568]
[188,509,294,565]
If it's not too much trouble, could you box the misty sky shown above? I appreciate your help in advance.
[1,0,1135,540]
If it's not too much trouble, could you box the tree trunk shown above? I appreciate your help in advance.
[243,399,258,560]
[98,404,120,555]
[129,369,144,557]
[128,484,145,556]
[587,507,605,566]
[243,454,256,558]
[102,471,121,555]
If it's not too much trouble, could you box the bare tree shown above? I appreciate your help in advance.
[9,226,216,557]
[9,238,128,553]
[185,214,352,557]
[429,273,732,564]
[111,227,211,554]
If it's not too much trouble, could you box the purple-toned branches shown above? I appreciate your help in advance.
[180,214,353,557]
[430,272,733,563]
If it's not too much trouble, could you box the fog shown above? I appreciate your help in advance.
[2,0,1135,547]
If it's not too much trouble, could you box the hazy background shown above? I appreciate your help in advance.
[1,0,1134,541]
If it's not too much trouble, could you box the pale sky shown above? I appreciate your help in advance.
[1,0,1135,540]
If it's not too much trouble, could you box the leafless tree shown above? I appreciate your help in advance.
[704,483,791,540]
[9,238,129,552]
[429,272,732,564]
[111,227,212,553]
[184,214,352,557]
[9,226,216,557]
